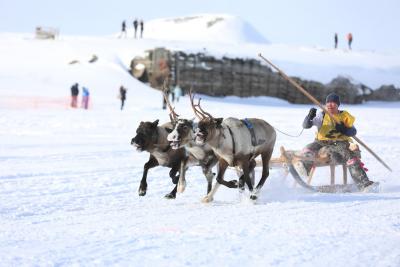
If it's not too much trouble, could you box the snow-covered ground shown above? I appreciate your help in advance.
[1,14,400,266]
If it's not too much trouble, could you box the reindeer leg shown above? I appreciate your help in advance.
[216,160,238,188]
[240,161,253,195]
[245,159,256,190]
[177,158,188,193]
[251,148,273,200]
[165,185,178,199]
[165,166,179,199]
[202,159,232,203]
[139,155,158,196]
[169,168,180,184]
[202,166,214,194]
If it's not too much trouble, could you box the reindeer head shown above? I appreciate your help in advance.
[167,119,195,149]
[188,89,223,145]
[195,117,223,145]
[131,120,159,151]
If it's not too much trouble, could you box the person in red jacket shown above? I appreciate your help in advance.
[347,33,353,50]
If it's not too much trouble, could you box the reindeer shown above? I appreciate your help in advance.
[187,91,276,201]
[163,89,219,201]
[131,119,187,199]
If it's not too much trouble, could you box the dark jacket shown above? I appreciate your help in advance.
[71,84,79,96]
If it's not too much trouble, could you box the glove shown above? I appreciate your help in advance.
[335,122,347,134]
[303,108,317,129]
[306,108,317,120]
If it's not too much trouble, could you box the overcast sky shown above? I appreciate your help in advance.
[1,0,399,51]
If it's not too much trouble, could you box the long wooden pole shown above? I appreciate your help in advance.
[258,53,392,172]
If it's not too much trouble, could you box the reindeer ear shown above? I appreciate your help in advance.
[152,119,159,126]
[165,128,173,134]
[215,118,223,125]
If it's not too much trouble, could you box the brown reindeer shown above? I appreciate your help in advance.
[188,91,276,201]
[131,120,187,199]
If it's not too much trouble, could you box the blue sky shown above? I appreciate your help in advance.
[1,0,399,51]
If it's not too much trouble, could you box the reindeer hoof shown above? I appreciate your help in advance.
[164,193,176,199]
[228,180,239,188]
[201,196,213,203]
[177,181,186,193]
[138,189,146,196]
[250,194,258,201]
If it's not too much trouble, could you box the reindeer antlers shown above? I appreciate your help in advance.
[162,79,179,122]
[189,88,214,120]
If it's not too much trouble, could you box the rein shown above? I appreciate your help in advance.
[273,126,304,138]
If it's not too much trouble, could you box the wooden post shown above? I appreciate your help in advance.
[330,165,335,185]
[342,165,348,185]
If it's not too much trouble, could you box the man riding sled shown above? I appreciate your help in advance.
[295,93,377,191]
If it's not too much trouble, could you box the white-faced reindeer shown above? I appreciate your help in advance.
[188,91,276,201]
[163,89,219,200]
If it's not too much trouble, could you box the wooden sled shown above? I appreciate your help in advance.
[265,146,362,193]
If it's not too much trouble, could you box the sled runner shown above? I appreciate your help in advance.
[268,146,379,193]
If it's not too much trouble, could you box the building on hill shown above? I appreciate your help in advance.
[130,47,395,104]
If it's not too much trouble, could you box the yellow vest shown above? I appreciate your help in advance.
[317,111,355,141]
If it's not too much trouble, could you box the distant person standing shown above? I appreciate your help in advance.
[119,85,127,110]
[133,19,138,38]
[120,20,127,38]
[173,84,183,102]
[70,83,79,108]
[140,20,144,38]
[162,88,170,110]
[347,33,353,50]
[81,86,90,109]
[334,33,338,49]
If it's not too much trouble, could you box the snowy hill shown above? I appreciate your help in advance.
[1,14,400,267]
[142,14,269,44]
[1,11,400,101]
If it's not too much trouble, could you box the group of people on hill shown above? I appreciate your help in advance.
[70,83,90,109]
[334,32,353,50]
[120,19,144,38]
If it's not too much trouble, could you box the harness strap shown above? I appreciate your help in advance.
[226,125,236,155]
[241,118,257,146]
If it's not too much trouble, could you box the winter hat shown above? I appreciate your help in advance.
[325,93,341,106]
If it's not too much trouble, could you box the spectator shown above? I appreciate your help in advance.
[334,33,338,49]
[119,86,127,110]
[81,86,90,109]
[70,83,79,108]
[133,19,138,38]
[347,33,353,50]
[140,20,144,38]
[120,20,127,38]
[173,84,183,102]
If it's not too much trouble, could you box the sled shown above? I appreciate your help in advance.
[268,146,371,193]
